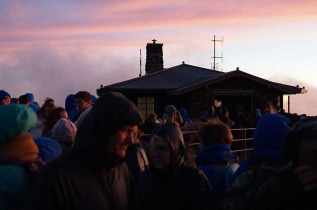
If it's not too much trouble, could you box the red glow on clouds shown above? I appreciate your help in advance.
[1,0,317,114]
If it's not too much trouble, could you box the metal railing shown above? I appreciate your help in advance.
[142,128,256,160]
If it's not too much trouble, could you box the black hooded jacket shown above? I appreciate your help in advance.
[22,92,143,210]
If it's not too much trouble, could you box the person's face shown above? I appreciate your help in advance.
[1,96,10,105]
[150,136,172,169]
[76,98,91,112]
[110,125,138,159]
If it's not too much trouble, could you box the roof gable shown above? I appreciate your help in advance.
[169,70,303,95]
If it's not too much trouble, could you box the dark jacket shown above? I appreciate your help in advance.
[22,92,143,210]
[222,165,317,210]
[196,143,239,197]
[137,165,213,210]
[22,151,135,210]
[232,114,290,182]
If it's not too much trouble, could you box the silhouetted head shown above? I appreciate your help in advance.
[74,92,143,168]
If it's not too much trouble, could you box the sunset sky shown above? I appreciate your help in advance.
[1,0,317,115]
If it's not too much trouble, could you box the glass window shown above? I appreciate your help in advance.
[138,97,154,119]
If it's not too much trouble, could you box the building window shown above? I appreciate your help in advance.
[138,97,154,119]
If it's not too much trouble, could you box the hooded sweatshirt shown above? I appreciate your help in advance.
[65,94,79,121]
[26,93,40,113]
[232,113,290,182]
[196,143,239,197]
[137,124,214,210]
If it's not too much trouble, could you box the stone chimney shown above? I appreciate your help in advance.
[145,39,163,73]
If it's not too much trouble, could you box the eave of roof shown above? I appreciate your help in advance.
[168,70,304,95]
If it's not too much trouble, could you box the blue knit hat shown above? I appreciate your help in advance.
[0,90,10,100]
[253,113,291,151]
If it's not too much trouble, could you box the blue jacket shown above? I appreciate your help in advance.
[26,93,40,113]
[196,143,238,196]
[0,164,31,209]
[232,114,290,182]
[65,94,79,121]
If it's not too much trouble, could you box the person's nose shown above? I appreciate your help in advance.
[126,132,134,144]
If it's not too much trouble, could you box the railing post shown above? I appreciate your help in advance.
[244,129,247,160]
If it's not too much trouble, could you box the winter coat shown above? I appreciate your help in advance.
[232,113,290,181]
[65,94,79,121]
[34,137,62,163]
[0,105,39,210]
[22,151,135,210]
[74,106,92,128]
[196,143,239,197]
[222,165,317,210]
[137,165,213,210]
[22,92,142,210]
[137,124,214,210]
[25,93,40,113]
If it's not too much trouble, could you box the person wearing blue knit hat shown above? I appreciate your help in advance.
[0,90,11,106]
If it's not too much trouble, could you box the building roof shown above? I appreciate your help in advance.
[97,64,306,96]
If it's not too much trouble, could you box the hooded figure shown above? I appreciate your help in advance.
[25,93,40,113]
[232,113,291,184]
[137,123,213,210]
[195,123,239,199]
[180,108,192,127]
[0,105,39,210]
[22,92,143,210]
[65,94,79,121]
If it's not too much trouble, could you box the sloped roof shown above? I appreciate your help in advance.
[98,64,305,95]
[102,64,224,90]
[169,69,304,95]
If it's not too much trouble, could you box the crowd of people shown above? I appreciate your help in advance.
[0,89,317,210]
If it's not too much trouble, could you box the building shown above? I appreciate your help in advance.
[97,40,307,119]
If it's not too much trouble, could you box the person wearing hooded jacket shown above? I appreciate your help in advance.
[0,105,40,210]
[221,118,317,210]
[137,123,214,210]
[231,113,291,183]
[195,122,239,200]
[22,92,143,210]
[65,94,79,122]
[25,93,40,113]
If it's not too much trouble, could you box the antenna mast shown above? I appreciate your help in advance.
[211,35,223,71]
[139,48,142,77]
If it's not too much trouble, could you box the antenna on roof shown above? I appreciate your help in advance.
[211,35,224,71]
[139,48,142,77]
